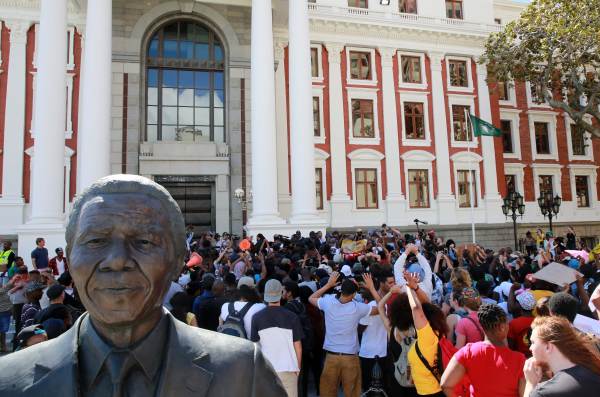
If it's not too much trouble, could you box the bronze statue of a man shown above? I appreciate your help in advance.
[0,175,286,397]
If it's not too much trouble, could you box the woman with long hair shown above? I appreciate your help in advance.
[404,271,449,397]
[524,316,600,397]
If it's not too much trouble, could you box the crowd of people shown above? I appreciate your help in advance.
[1,225,600,397]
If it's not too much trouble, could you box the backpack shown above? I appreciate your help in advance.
[285,300,314,352]
[392,327,416,388]
[415,335,471,397]
[217,302,254,338]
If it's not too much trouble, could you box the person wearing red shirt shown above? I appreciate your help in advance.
[441,304,526,397]
[508,291,536,356]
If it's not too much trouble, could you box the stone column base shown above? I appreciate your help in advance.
[0,198,25,236]
[437,195,458,225]
[329,197,354,228]
[385,196,407,226]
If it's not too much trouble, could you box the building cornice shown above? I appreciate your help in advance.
[308,3,501,41]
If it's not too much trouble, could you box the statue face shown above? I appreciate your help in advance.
[69,193,176,326]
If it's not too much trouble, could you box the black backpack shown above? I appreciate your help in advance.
[217,302,254,338]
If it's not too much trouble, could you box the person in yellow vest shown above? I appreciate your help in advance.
[0,241,15,276]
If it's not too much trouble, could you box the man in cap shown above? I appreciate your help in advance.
[0,174,285,396]
[34,284,72,336]
[15,324,47,350]
[251,279,304,397]
[48,247,68,276]
[508,291,535,355]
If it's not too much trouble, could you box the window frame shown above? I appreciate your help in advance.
[144,20,225,143]
[456,169,478,208]
[348,149,384,212]
[504,163,526,196]
[526,82,551,108]
[399,91,431,146]
[347,88,380,145]
[315,168,324,210]
[407,169,430,208]
[351,99,375,139]
[446,56,473,92]
[528,111,558,161]
[346,47,378,86]
[399,0,418,14]
[354,168,379,210]
[445,0,464,19]
[565,116,593,161]
[500,119,513,154]
[310,44,324,82]
[312,86,326,144]
[531,164,563,200]
[568,165,598,211]
[575,175,590,208]
[348,0,368,8]
[401,150,436,214]
[500,109,521,159]
[398,51,427,89]
[448,94,477,148]
[451,151,482,210]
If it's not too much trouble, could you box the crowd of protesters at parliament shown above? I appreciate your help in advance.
[1,224,600,397]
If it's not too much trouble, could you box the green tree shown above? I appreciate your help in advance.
[482,0,600,138]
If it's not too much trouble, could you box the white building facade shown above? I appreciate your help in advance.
[0,0,599,255]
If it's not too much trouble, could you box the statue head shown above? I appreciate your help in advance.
[66,175,185,328]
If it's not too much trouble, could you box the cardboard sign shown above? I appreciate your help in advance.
[533,262,582,286]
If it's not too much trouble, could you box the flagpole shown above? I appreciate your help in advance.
[466,110,476,244]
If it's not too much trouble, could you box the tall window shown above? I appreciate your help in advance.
[313,97,321,137]
[311,48,319,78]
[355,169,378,209]
[348,0,368,8]
[458,170,477,208]
[349,51,372,80]
[575,176,590,208]
[501,120,513,153]
[404,102,425,139]
[315,168,324,210]
[401,56,422,84]
[539,175,553,197]
[497,81,509,101]
[530,83,545,104]
[408,170,429,208]
[352,99,375,138]
[146,21,225,142]
[534,122,550,154]
[571,124,586,155]
[449,60,468,87]
[446,0,463,19]
[505,175,516,194]
[399,0,418,14]
[452,105,472,141]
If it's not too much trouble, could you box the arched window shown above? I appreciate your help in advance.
[146,20,225,143]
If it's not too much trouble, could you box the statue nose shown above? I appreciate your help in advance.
[99,240,135,272]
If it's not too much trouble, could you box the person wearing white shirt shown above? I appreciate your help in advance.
[393,244,433,299]
[359,295,388,393]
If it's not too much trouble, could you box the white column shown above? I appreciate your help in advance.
[1,20,29,207]
[475,61,504,222]
[274,42,291,218]
[29,0,68,224]
[429,51,457,224]
[246,0,284,230]
[379,47,407,225]
[77,0,112,192]
[288,0,323,226]
[324,42,353,227]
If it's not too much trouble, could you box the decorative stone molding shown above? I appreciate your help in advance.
[324,42,344,65]
[377,46,396,68]
[4,19,31,44]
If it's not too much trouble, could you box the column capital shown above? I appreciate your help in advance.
[274,41,287,62]
[324,42,344,65]
[377,47,396,68]
[428,51,445,72]
[4,19,31,44]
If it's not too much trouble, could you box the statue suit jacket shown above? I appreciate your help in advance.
[0,311,287,397]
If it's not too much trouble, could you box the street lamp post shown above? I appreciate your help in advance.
[537,192,562,234]
[502,191,525,251]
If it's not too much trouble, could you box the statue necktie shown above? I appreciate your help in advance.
[105,351,137,397]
